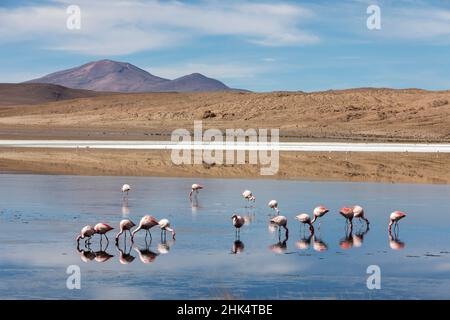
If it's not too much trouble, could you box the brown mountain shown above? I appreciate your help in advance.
[25,60,234,93]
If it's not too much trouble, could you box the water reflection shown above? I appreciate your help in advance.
[269,233,289,254]
[295,233,313,250]
[133,240,159,264]
[353,225,370,248]
[77,245,96,263]
[94,250,114,263]
[117,242,135,264]
[157,239,174,254]
[312,235,328,252]
[241,206,257,225]
[77,240,115,263]
[190,194,200,215]
[121,199,130,216]
[339,228,354,250]
[389,230,406,250]
[231,240,245,254]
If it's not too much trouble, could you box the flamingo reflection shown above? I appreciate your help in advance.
[121,200,130,216]
[269,232,288,254]
[94,250,114,263]
[231,240,245,254]
[353,224,370,248]
[312,235,328,252]
[133,240,159,264]
[339,227,354,250]
[76,244,96,263]
[389,229,406,250]
[116,241,135,264]
[296,233,313,250]
[157,239,175,254]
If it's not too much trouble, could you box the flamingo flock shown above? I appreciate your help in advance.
[76,183,408,260]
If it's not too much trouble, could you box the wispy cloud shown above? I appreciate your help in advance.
[0,0,318,55]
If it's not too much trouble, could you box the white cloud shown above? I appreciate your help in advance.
[0,0,318,55]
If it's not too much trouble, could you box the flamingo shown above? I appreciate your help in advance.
[311,206,329,228]
[268,200,280,214]
[242,190,256,205]
[158,218,176,240]
[339,207,354,227]
[115,219,136,244]
[353,205,369,226]
[122,184,131,197]
[388,211,407,232]
[76,225,95,245]
[94,223,114,244]
[131,215,159,242]
[231,214,245,238]
[295,213,314,234]
[189,183,204,199]
[270,215,289,236]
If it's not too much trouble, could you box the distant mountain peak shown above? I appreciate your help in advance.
[25,60,235,93]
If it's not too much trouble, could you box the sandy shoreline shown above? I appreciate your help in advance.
[0,147,448,184]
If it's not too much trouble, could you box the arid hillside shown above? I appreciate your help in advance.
[0,88,449,141]
[0,83,107,107]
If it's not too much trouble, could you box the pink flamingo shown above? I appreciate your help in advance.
[270,215,289,236]
[76,225,95,245]
[131,215,159,242]
[353,205,369,226]
[388,211,407,232]
[158,218,176,240]
[295,213,314,234]
[311,206,329,228]
[339,207,354,226]
[242,190,256,205]
[231,214,245,238]
[122,184,131,197]
[94,223,114,244]
[189,183,203,199]
[115,219,136,244]
[268,200,280,214]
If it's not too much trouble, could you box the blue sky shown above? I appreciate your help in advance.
[0,0,450,92]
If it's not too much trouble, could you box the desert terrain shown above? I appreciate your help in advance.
[0,87,449,183]
[0,88,449,142]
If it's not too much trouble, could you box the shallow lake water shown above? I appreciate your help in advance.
[0,174,449,299]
